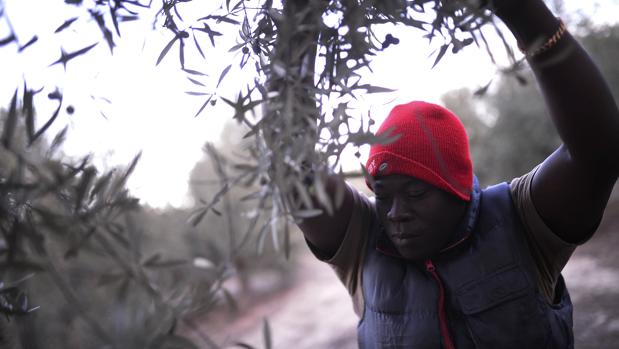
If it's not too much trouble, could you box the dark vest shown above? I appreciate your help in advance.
[358,182,574,349]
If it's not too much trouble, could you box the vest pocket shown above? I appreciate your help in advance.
[456,265,550,348]
[358,308,441,348]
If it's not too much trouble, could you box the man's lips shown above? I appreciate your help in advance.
[387,222,425,242]
[389,223,421,236]
[390,232,422,241]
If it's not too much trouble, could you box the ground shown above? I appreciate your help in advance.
[565,199,619,349]
[197,200,619,349]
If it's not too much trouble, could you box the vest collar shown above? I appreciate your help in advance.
[376,176,482,258]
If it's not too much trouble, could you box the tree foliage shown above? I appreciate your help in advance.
[0,103,233,347]
[1,0,519,263]
[165,0,519,259]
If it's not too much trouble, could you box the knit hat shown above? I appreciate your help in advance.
[366,101,473,201]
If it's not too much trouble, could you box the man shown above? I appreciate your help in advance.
[297,0,619,348]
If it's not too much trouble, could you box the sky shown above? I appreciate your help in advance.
[1,0,617,208]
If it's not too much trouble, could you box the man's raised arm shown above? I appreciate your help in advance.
[297,174,356,258]
[494,0,619,242]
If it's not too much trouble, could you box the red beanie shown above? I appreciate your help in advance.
[366,101,473,201]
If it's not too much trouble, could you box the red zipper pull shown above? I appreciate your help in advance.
[425,259,435,272]
[425,259,456,349]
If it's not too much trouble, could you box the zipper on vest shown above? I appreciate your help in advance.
[425,259,456,349]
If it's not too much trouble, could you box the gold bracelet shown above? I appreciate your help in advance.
[520,19,567,59]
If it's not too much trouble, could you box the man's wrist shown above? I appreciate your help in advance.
[519,19,567,59]
[493,0,561,53]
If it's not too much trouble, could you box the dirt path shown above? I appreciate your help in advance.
[199,201,619,349]
[562,200,619,349]
[202,249,358,349]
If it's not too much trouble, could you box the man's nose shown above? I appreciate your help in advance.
[387,198,412,222]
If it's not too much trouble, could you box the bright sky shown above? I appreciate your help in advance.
[1,0,617,208]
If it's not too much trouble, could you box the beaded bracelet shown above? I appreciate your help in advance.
[520,19,567,59]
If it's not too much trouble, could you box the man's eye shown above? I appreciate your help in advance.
[406,190,426,198]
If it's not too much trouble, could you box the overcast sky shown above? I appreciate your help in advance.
[1,0,617,208]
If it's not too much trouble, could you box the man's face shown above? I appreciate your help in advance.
[373,174,467,261]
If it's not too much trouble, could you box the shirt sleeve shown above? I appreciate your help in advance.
[305,182,373,317]
[510,166,578,303]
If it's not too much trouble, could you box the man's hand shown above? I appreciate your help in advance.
[488,0,562,54]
